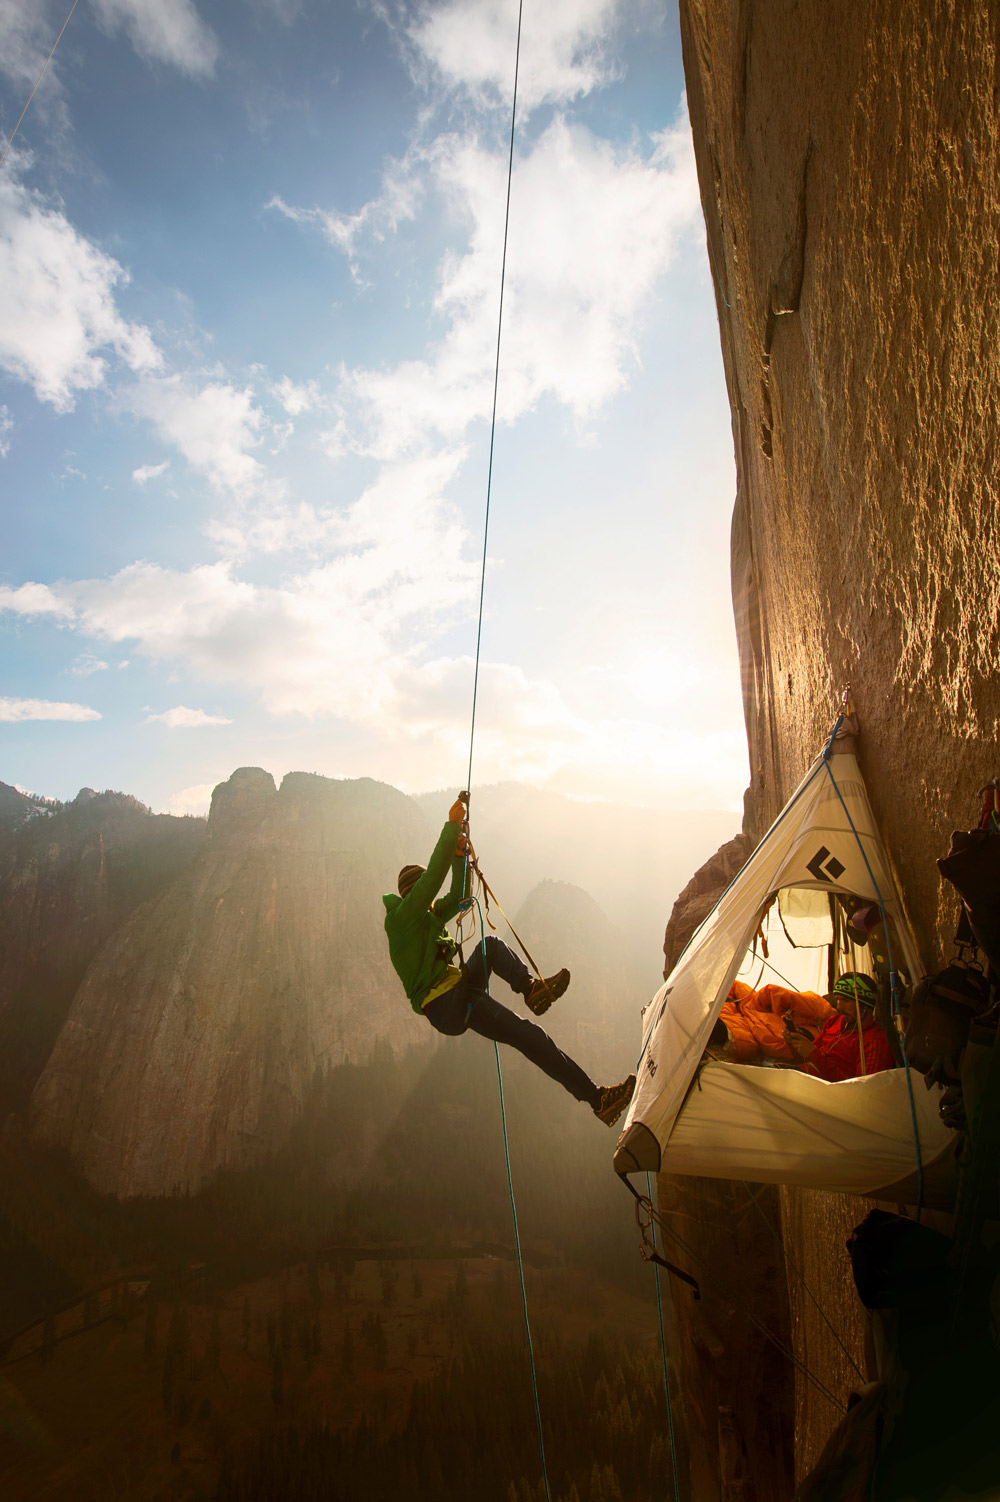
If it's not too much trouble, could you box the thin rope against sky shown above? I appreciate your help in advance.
[465,0,524,799]
[0,0,80,170]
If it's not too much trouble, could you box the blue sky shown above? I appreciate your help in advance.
[0,0,748,816]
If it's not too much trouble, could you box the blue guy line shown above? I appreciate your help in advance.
[635,756,828,1074]
[820,750,925,1216]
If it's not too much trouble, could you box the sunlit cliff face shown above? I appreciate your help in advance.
[29,772,431,1197]
[682,0,1000,966]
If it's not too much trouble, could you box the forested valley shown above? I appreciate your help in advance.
[1,1034,680,1501]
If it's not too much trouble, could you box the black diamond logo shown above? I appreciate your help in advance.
[806,846,846,883]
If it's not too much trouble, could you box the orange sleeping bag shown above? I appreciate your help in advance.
[720,981,836,1065]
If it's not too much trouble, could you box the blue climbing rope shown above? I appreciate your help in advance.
[462,895,551,1502]
[820,742,925,1216]
[495,1040,551,1499]
[465,0,524,800]
[455,9,551,1496]
[646,1172,681,1502]
[635,755,829,1073]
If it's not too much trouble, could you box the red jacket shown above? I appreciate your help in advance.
[805,1013,895,1082]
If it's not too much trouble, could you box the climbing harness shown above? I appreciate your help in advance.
[0,0,80,170]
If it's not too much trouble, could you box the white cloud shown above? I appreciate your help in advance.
[0,174,161,412]
[0,405,12,458]
[0,453,478,718]
[165,781,215,816]
[0,696,101,722]
[121,376,268,497]
[144,705,233,727]
[269,156,423,277]
[407,0,620,112]
[0,581,75,618]
[272,376,322,416]
[327,111,699,459]
[90,0,219,78]
[132,460,169,483]
[70,653,110,676]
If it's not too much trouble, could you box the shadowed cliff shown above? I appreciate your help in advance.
[0,783,206,1112]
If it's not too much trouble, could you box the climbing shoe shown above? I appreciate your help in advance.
[592,1075,636,1128]
[525,968,571,1016]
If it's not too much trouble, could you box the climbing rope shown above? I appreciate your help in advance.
[464,0,524,801]
[646,1172,682,1502]
[820,723,925,1216]
[740,1181,865,1381]
[0,0,80,170]
[634,759,832,1079]
[479,902,552,1501]
[621,1177,847,1414]
[454,6,551,1499]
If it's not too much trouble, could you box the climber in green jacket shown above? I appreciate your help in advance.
[382,795,636,1127]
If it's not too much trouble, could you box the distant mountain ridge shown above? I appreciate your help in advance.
[0,779,66,831]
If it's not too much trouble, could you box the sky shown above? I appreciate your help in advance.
[0,0,749,818]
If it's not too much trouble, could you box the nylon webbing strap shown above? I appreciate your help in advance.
[474,864,543,980]
[618,1172,700,1297]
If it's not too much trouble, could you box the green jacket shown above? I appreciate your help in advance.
[383,822,467,1014]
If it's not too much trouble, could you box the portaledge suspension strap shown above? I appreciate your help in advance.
[618,1174,700,1297]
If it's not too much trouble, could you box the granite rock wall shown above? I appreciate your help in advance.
[682,0,1000,960]
[665,2,1000,1488]
[0,788,206,1111]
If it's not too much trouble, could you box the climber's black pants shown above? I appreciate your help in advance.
[423,936,597,1104]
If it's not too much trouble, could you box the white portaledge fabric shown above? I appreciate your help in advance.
[616,745,942,1201]
[665,1063,953,1197]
